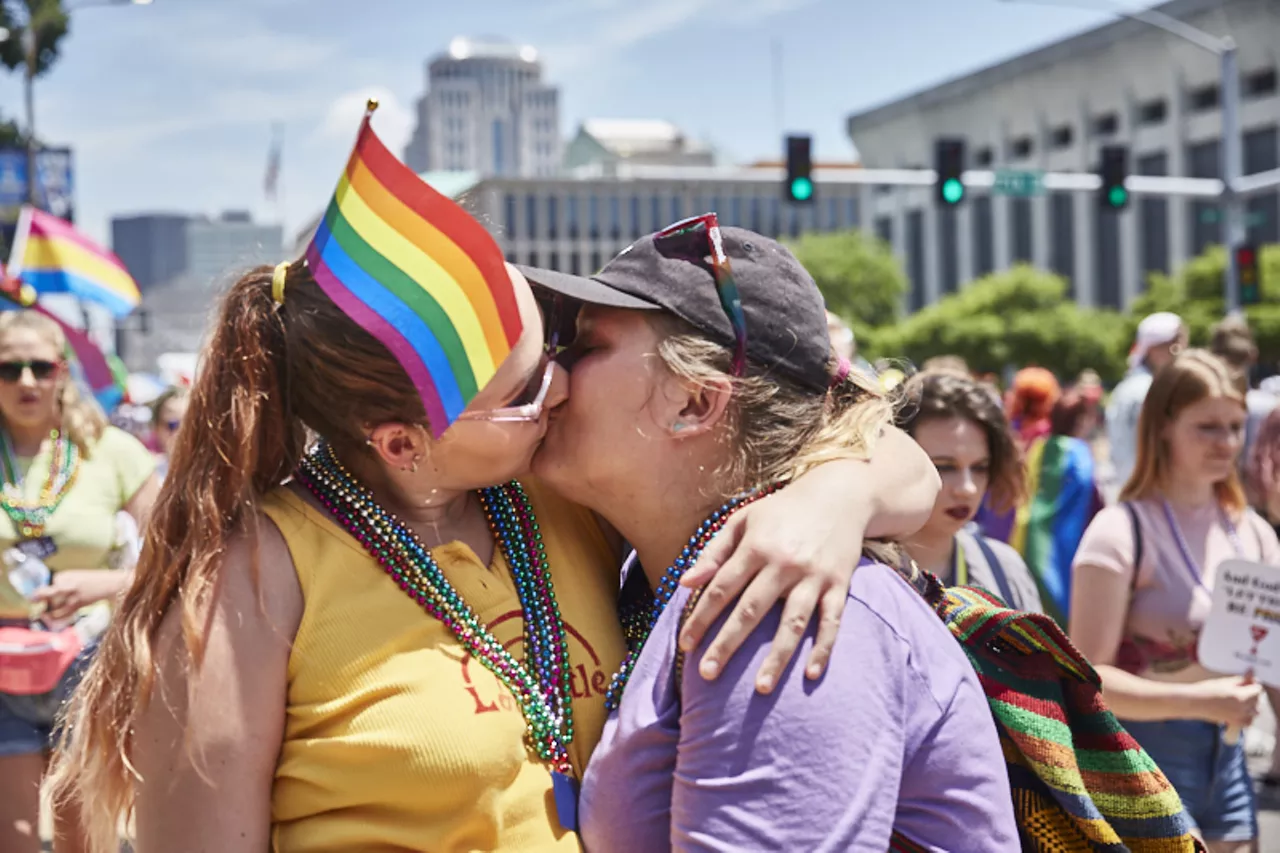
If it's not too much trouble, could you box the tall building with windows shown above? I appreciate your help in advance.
[403,37,561,178]
[455,164,865,276]
[845,0,1279,311]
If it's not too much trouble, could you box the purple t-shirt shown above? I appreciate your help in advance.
[578,561,1018,852]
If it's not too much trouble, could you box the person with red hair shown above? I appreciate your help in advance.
[1007,367,1062,448]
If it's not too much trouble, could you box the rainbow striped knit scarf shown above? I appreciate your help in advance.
[891,569,1204,852]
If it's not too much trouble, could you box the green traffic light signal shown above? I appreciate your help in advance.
[941,178,964,205]
[1108,186,1128,208]
[790,176,813,202]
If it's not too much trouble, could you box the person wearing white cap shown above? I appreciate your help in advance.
[1105,312,1187,493]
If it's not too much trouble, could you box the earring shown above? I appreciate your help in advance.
[671,422,685,433]
[410,457,421,474]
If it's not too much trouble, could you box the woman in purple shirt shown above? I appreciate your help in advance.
[521,218,1017,851]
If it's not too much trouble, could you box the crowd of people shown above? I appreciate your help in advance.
[0,200,1276,851]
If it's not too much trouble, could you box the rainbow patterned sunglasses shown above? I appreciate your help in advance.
[654,213,748,377]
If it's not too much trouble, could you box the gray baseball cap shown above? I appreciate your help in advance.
[517,225,832,393]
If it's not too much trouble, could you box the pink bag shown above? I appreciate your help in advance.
[0,625,83,696]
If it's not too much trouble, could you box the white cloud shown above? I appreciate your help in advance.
[318,88,415,155]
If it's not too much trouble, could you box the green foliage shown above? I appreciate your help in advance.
[1128,244,1280,365]
[867,265,1129,383]
[0,0,70,78]
[0,113,21,146]
[787,230,906,331]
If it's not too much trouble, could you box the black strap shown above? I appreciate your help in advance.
[971,535,1019,608]
[1123,502,1143,593]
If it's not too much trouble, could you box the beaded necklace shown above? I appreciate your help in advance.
[603,483,782,713]
[295,443,581,828]
[0,428,81,540]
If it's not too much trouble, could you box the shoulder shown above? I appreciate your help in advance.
[958,532,1042,612]
[91,425,152,459]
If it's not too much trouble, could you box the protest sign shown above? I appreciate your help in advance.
[1198,559,1280,687]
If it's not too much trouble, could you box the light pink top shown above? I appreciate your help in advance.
[1073,498,1280,674]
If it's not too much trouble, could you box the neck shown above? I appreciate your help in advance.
[338,449,478,546]
[1160,472,1218,510]
[903,525,957,578]
[4,419,55,457]
[609,451,733,592]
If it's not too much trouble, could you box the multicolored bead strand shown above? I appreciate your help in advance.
[603,483,782,713]
[295,443,576,774]
[0,428,82,540]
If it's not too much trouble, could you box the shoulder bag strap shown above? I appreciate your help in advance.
[971,535,1019,608]
[1122,501,1143,593]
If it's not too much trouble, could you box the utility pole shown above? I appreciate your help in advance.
[22,25,37,208]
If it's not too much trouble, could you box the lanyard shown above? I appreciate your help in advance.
[951,541,968,587]
[1161,499,1244,595]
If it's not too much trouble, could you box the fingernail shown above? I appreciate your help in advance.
[679,634,694,652]
[700,659,720,679]
[806,664,821,679]
[757,675,775,693]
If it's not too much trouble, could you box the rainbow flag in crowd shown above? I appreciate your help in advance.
[9,206,141,318]
[0,273,124,409]
[307,100,522,436]
[1010,435,1103,626]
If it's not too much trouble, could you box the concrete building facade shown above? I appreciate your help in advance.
[403,37,561,179]
[110,214,189,292]
[844,0,1280,311]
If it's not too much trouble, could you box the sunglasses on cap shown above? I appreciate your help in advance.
[0,360,60,383]
[654,213,747,376]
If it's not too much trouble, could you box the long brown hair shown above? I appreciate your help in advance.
[1121,348,1248,513]
[0,310,108,454]
[46,262,427,852]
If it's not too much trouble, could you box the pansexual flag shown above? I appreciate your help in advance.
[9,206,141,318]
[307,100,522,435]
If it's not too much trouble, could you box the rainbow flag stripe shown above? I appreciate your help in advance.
[16,207,140,318]
[307,107,521,435]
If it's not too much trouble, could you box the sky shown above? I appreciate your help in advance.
[0,0,1133,247]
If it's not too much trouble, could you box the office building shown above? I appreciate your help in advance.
[183,211,283,286]
[403,37,561,178]
[845,0,1280,311]
[563,119,716,174]
[110,214,189,291]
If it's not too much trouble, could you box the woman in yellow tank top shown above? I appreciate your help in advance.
[47,255,937,853]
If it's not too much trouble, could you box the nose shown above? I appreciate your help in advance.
[955,468,980,496]
[17,366,36,388]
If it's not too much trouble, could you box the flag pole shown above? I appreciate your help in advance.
[6,204,34,280]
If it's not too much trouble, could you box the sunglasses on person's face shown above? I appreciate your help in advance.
[0,360,60,383]
[654,212,747,377]
[164,419,182,433]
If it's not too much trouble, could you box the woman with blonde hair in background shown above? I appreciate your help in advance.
[0,310,159,853]
[1072,349,1275,852]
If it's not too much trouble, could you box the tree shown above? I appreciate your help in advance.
[1129,244,1280,366]
[869,265,1130,382]
[0,0,70,78]
[787,230,906,331]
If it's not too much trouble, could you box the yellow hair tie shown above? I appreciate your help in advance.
[272,261,290,305]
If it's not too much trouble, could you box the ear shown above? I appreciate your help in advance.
[667,375,734,439]
[368,423,430,472]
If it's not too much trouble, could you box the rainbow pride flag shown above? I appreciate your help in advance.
[1010,436,1104,626]
[307,101,522,435]
[9,207,141,318]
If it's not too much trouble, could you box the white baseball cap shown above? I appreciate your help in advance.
[1129,312,1183,368]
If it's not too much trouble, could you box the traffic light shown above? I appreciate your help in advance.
[934,138,966,206]
[1099,145,1129,210]
[784,135,814,204]
[1238,244,1262,305]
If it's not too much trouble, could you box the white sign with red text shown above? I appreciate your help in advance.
[1198,559,1280,688]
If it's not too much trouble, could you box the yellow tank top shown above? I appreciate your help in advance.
[262,478,626,853]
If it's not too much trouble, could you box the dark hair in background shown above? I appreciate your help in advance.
[1049,390,1092,438]
[1210,315,1257,378]
[895,369,1027,513]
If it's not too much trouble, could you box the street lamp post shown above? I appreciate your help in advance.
[1000,0,1244,312]
[13,0,154,210]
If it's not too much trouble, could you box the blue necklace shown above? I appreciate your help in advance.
[604,484,782,713]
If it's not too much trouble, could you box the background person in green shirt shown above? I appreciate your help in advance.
[0,310,159,853]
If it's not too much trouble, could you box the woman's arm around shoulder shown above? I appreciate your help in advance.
[132,513,303,853]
